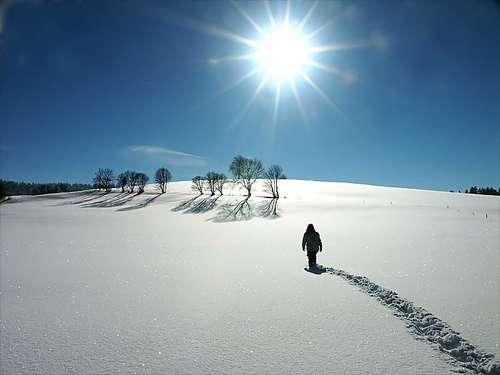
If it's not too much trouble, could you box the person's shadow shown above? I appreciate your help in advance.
[304,265,327,274]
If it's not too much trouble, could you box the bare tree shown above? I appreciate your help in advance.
[229,155,264,197]
[125,170,138,193]
[116,172,128,193]
[206,171,217,196]
[93,168,114,192]
[93,170,103,190]
[264,165,285,198]
[102,169,114,192]
[192,176,204,195]
[136,173,149,193]
[155,167,172,194]
[215,173,227,195]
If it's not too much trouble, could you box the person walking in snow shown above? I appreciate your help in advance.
[302,224,322,269]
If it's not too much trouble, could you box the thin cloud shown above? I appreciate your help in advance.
[126,145,207,167]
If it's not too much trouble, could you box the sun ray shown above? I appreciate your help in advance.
[200,24,257,48]
[170,12,258,48]
[289,78,309,126]
[300,72,343,115]
[305,59,358,83]
[229,76,269,129]
[209,53,256,65]
[271,82,282,136]
[264,0,277,29]
[230,0,266,36]
[308,40,371,54]
[306,18,336,40]
[216,68,260,97]
[284,0,291,27]
[298,0,319,31]
[305,59,341,74]
[192,68,259,111]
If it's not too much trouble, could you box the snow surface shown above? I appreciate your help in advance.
[1,180,499,374]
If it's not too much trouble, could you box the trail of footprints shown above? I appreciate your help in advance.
[325,267,499,375]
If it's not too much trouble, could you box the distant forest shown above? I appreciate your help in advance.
[464,186,500,196]
[1,178,499,199]
[0,179,93,198]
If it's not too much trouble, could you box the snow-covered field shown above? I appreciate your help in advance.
[1,180,499,374]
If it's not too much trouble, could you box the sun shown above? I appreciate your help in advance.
[191,0,375,127]
[254,26,310,82]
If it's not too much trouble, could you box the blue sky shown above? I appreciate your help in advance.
[0,0,499,191]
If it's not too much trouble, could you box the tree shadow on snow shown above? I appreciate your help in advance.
[187,195,221,213]
[51,190,107,206]
[211,196,253,222]
[172,194,281,222]
[173,194,221,214]
[81,192,139,208]
[257,198,279,218]
[116,193,162,211]
[213,196,280,222]
[172,194,203,212]
[43,190,97,201]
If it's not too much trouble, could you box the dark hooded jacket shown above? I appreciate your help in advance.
[302,231,322,253]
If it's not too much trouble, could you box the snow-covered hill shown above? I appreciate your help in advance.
[1,180,498,374]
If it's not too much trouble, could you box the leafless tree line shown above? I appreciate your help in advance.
[94,167,172,194]
[190,155,285,198]
[192,172,227,195]
[116,171,149,193]
[94,154,284,214]
[93,168,114,192]
[229,155,286,198]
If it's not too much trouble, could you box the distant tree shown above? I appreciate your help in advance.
[192,176,205,195]
[93,169,103,190]
[0,179,93,196]
[155,167,172,194]
[116,173,128,193]
[206,171,218,196]
[0,181,6,199]
[264,164,285,198]
[102,169,114,192]
[215,173,227,195]
[136,173,149,193]
[464,185,499,196]
[482,187,497,195]
[125,170,138,193]
[93,168,114,192]
[229,155,264,197]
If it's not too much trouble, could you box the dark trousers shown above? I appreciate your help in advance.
[307,252,317,268]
